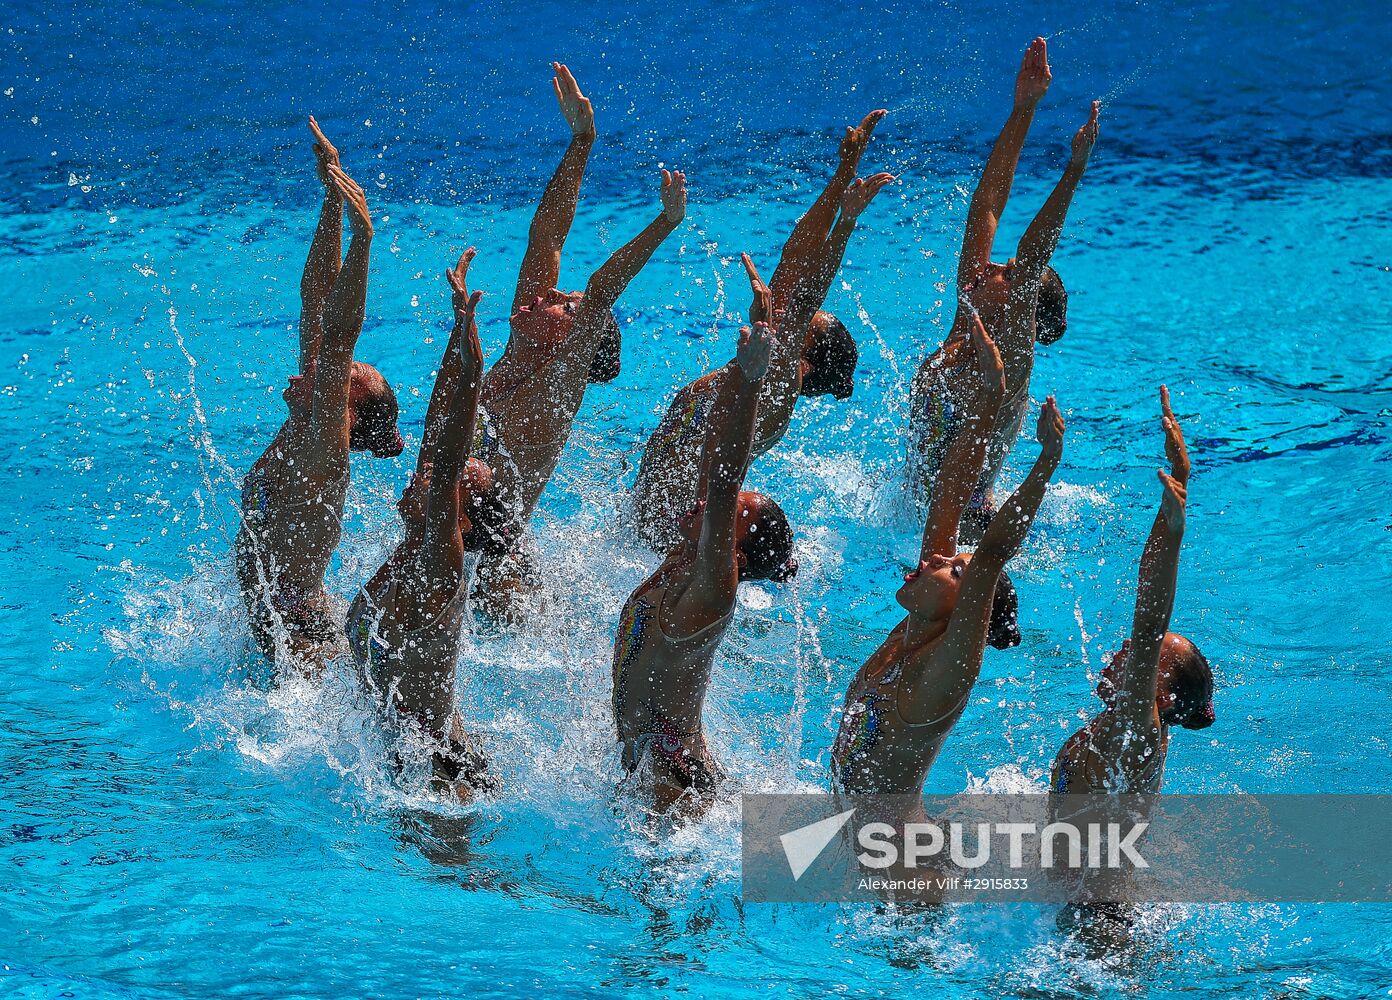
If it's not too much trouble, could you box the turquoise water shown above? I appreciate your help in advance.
[4,1,1392,996]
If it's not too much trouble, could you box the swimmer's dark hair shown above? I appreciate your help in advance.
[987,569,1021,650]
[349,362,403,458]
[740,495,798,583]
[800,311,857,400]
[587,309,622,385]
[462,486,515,560]
[1035,266,1067,346]
[1161,638,1215,731]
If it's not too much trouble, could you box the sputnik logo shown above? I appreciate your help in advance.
[780,809,856,881]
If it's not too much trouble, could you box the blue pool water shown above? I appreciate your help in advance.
[4,1,1392,996]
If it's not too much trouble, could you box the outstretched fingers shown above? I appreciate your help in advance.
[554,61,577,97]
[840,172,896,219]
[859,108,888,135]
[1159,384,1191,484]
[840,108,889,163]
[741,253,771,323]
[1072,100,1102,164]
[1037,394,1066,457]
[1157,469,1187,530]
[326,164,370,233]
[308,115,341,186]
[735,321,775,381]
[445,246,477,298]
[968,310,1005,397]
[308,116,337,159]
[661,169,687,222]
[551,61,594,135]
[1015,36,1052,106]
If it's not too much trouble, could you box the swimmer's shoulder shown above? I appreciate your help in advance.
[912,339,973,389]
[1051,725,1097,793]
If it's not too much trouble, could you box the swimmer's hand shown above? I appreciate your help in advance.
[552,62,595,138]
[327,164,372,238]
[661,169,687,224]
[308,116,341,191]
[839,109,888,166]
[840,172,896,221]
[735,322,774,382]
[1036,394,1065,464]
[740,253,772,325]
[445,248,484,371]
[967,309,1006,410]
[1071,101,1101,167]
[1160,384,1190,485]
[1157,469,1186,533]
[1014,37,1052,109]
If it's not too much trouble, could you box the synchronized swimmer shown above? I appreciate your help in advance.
[236,43,1215,824]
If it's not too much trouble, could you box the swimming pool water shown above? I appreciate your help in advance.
[3,1,1392,997]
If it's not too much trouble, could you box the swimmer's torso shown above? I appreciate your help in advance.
[1050,714,1169,795]
[831,622,971,796]
[611,562,733,798]
[635,367,782,552]
[478,323,593,519]
[346,554,472,731]
[909,335,1030,516]
[235,422,351,656]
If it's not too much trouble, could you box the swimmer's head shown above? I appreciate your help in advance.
[348,362,404,457]
[964,262,1012,316]
[1098,633,1215,730]
[459,461,513,558]
[800,311,857,400]
[897,551,969,619]
[588,308,622,385]
[512,287,585,347]
[283,361,402,458]
[735,491,798,583]
[897,552,1017,642]
[1158,633,1215,730]
[987,568,1021,649]
[672,491,797,583]
[398,459,513,558]
[1035,265,1068,346]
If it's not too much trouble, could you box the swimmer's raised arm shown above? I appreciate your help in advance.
[794,172,895,322]
[419,246,478,476]
[906,397,1064,720]
[299,116,344,375]
[919,312,1005,561]
[756,173,894,439]
[423,259,485,562]
[688,322,775,607]
[512,63,596,315]
[998,101,1099,364]
[1014,101,1098,279]
[958,37,1051,287]
[770,110,886,301]
[309,164,373,462]
[1113,387,1190,729]
[569,169,685,348]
